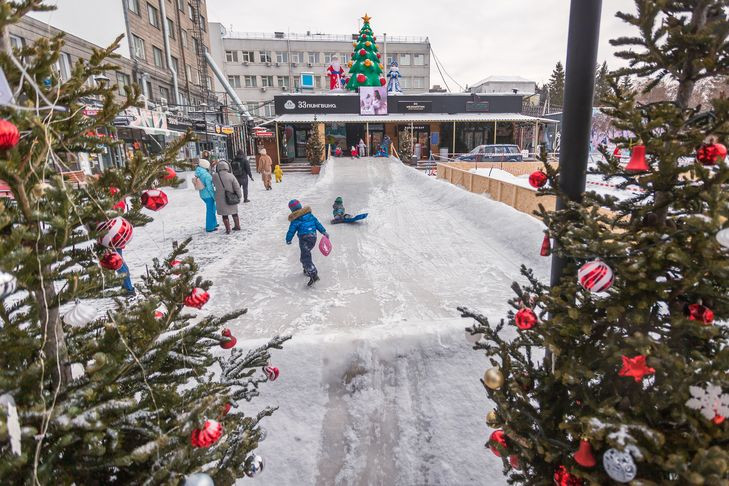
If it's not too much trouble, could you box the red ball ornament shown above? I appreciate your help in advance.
[220,328,237,349]
[379,77,386,86]
[169,259,183,268]
[514,308,537,330]
[573,439,597,468]
[0,119,20,150]
[714,414,726,425]
[190,419,223,448]
[376,52,381,59]
[359,48,367,57]
[222,402,232,416]
[96,217,134,249]
[184,287,210,309]
[360,34,366,40]
[263,365,280,381]
[163,166,176,180]
[577,259,614,293]
[140,189,168,211]
[488,429,507,457]
[109,186,120,196]
[356,73,366,83]
[528,170,548,188]
[618,354,655,382]
[554,465,583,486]
[696,143,727,166]
[99,251,124,271]
[113,199,128,213]
[687,303,714,325]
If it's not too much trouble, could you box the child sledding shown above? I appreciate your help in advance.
[331,196,368,224]
[286,199,329,286]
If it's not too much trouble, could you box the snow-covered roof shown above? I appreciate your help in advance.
[471,75,536,87]
[271,113,558,124]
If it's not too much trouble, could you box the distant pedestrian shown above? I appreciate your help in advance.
[212,161,242,234]
[286,199,328,286]
[350,146,357,158]
[258,148,273,190]
[193,159,217,232]
[358,139,366,157]
[274,163,283,183]
[230,149,253,203]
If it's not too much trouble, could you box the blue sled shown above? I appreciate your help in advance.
[331,213,368,224]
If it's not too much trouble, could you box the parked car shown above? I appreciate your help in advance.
[456,144,523,162]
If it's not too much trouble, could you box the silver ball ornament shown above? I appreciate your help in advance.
[716,228,729,249]
[245,454,265,478]
[603,448,637,483]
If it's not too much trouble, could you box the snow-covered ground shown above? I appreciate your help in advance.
[123,157,550,485]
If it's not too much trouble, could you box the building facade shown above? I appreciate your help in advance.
[209,24,431,120]
[469,75,537,95]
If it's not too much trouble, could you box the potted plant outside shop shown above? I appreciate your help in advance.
[306,123,324,174]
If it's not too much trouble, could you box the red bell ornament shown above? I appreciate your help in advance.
[488,429,508,457]
[528,170,548,188]
[220,328,237,349]
[573,439,597,468]
[190,419,223,448]
[540,232,551,256]
[514,308,537,330]
[140,189,168,211]
[184,288,210,309]
[625,144,649,171]
[99,251,124,271]
[0,119,20,149]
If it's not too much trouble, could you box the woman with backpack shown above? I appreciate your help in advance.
[193,159,217,232]
[212,160,242,234]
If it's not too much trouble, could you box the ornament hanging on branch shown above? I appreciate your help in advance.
[263,365,280,381]
[184,288,210,309]
[514,308,537,330]
[508,454,520,470]
[573,439,597,467]
[540,232,551,256]
[577,259,614,293]
[113,198,129,214]
[618,355,655,382]
[96,217,134,249]
[163,166,177,180]
[154,303,168,319]
[625,144,649,171]
[685,302,714,325]
[602,448,637,483]
[244,454,265,478]
[0,119,20,149]
[465,328,482,344]
[685,383,729,424]
[528,170,548,188]
[554,465,583,486]
[99,251,124,271]
[220,328,237,349]
[483,367,504,390]
[62,301,97,327]
[0,271,17,299]
[485,409,498,426]
[140,189,168,211]
[716,228,729,249]
[190,419,223,448]
[696,142,727,166]
[488,429,507,457]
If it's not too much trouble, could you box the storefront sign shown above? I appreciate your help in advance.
[253,130,274,138]
[276,95,358,114]
[398,124,429,131]
[466,101,490,112]
[83,107,101,117]
[397,101,432,113]
[221,126,234,135]
[114,107,167,130]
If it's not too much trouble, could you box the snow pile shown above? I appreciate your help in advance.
[469,167,536,190]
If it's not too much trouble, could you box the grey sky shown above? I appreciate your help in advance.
[207,0,637,88]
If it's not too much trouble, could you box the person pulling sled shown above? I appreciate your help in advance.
[285,199,329,286]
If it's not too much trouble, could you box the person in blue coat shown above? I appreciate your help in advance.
[286,199,329,286]
[194,159,217,232]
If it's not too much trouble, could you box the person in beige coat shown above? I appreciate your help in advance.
[257,148,273,190]
[212,161,242,234]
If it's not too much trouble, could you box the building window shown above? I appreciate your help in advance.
[263,104,275,117]
[147,3,160,28]
[244,75,257,87]
[225,50,238,63]
[181,29,188,47]
[291,51,301,63]
[152,46,164,68]
[177,0,184,10]
[167,18,175,39]
[187,3,194,20]
[9,35,24,50]
[127,0,140,14]
[400,77,410,89]
[227,75,241,88]
[260,51,272,63]
[413,53,425,66]
[386,53,397,65]
[307,52,318,65]
[159,85,170,101]
[314,76,321,88]
[294,77,300,90]
[261,75,273,87]
[276,51,288,63]
[247,102,258,116]
[413,77,425,89]
[132,35,146,60]
[185,64,192,81]
[241,51,254,63]
[54,52,72,81]
[400,53,411,66]
[340,53,349,63]
[323,52,335,64]
[200,16,206,31]
[171,56,179,73]
[277,76,287,89]
[116,72,130,95]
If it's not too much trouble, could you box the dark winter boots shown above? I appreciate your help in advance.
[222,216,231,234]
[307,275,320,286]
[232,214,241,231]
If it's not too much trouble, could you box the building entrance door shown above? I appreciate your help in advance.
[294,126,309,159]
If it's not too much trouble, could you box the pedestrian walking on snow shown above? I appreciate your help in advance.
[193,159,217,232]
[274,163,283,183]
[358,139,366,157]
[212,161,242,234]
[258,148,273,190]
[285,199,328,286]
[230,149,253,202]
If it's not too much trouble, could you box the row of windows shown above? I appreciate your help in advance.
[224,50,427,66]
[130,34,207,84]
[127,0,205,31]
[227,74,427,90]
[246,102,276,118]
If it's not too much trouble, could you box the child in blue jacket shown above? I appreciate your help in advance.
[286,199,328,286]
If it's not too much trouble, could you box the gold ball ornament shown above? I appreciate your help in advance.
[352,41,357,47]
[32,181,52,198]
[364,59,373,67]
[484,367,504,390]
[486,410,498,426]
[365,41,372,47]
[347,60,353,68]
[379,63,384,70]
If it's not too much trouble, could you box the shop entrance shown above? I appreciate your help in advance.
[367,124,385,155]
[294,126,309,159]
[398,124,430,159]
[346,123,366,151]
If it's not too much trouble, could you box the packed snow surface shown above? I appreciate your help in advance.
[123,157,550,485]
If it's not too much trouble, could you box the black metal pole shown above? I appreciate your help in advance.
[550,0,602,287]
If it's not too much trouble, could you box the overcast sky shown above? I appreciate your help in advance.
[207,0,637,88]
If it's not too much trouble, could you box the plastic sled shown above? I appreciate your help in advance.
[319,235,332,256]
[330,213,368,224]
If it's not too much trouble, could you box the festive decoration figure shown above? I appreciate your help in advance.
[618,355,655,382]
[326,55,345,91]
[346,14,385,90]
[386,61,402,94]
[602,448,637,483]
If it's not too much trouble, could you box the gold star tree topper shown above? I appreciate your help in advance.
[361,13,372,24]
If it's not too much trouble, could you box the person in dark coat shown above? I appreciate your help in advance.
[230,149,254,202]
[212,161,242,234]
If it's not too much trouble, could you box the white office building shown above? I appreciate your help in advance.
[469,75,537,95]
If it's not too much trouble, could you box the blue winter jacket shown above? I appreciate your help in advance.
[286,207,326,243]
[195,166,215,200]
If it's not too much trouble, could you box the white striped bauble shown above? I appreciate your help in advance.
[717,228,729,250]
[96,216,133,249]
[63,301,97,326]
[0,271,17,299]
[577,259,614,293]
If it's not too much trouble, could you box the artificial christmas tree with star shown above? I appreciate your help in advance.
[345,14,386,91]
[0,1,288,484]
[462,1,729,484]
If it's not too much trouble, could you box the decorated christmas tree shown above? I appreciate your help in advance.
[0,2,288,484]
[306,122,324,165]
[345,14,386,91]
[462,2,729,484]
